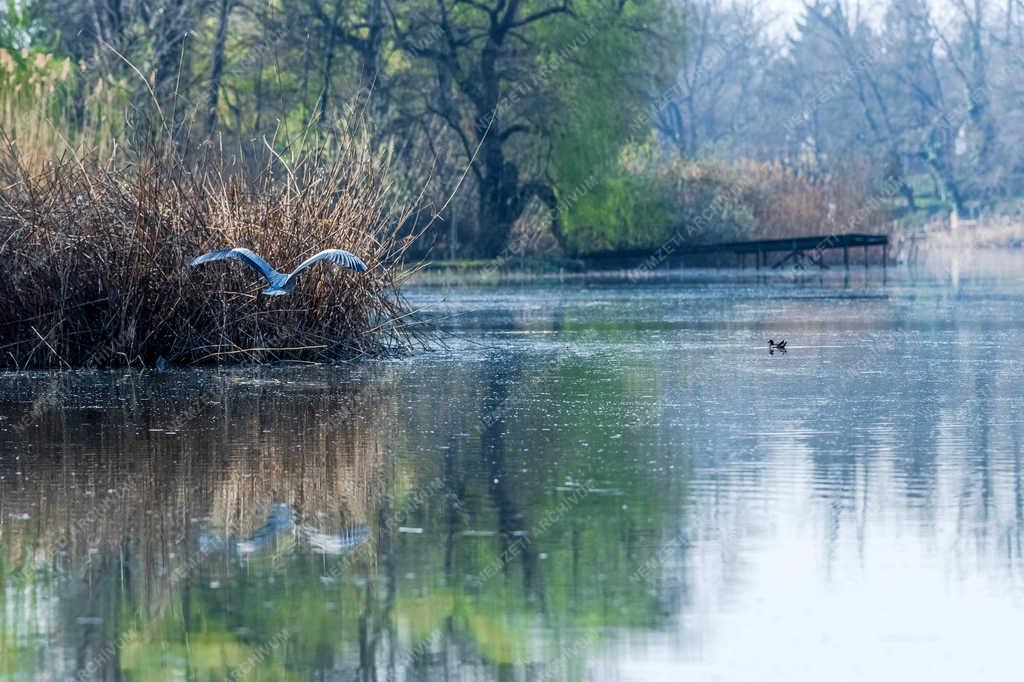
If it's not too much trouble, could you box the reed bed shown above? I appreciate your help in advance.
[0,133,423,368]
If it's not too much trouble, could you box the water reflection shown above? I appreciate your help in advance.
[2,268,1024,680]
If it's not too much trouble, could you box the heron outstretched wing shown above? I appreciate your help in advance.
[300,522,370,556]
[190,248,280,286]
[285,249,368,286]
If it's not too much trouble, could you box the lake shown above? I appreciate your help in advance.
[2,265,1023,681]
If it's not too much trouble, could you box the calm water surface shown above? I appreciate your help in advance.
[1,267,1023,681]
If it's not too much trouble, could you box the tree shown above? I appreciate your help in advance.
[803,1,917,209]
[655,0,767,159]
[387,1,582,256]
[205,0,232,133]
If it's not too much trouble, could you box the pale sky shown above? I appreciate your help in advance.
[761,0,803,34]
[759,0,907,38]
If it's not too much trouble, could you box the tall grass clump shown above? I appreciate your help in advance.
[0,46,80,169]
[554,144,896,254]
[0,128,423,369]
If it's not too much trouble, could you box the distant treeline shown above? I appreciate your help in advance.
[1,1,1016,259]
[663,0,1024,219]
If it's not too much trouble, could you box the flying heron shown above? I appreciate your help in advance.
[189,247,367,295]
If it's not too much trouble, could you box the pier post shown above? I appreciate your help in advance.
[843,246,849,270]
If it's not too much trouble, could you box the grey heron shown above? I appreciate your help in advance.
[189,247,367,295]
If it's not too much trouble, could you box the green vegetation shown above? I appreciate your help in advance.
[0,353,690,678]
[0,1,689,262]
[5,0,1013,282]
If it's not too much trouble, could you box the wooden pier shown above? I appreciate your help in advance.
[581,233,889,271]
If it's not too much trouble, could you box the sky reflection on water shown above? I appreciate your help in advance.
[1,268,1023,681]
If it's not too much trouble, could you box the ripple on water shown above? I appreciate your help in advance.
[1,269,1024,681]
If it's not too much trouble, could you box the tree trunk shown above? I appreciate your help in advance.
[152,0,189,111]
[361,0,383,85]
[526,181,564,251]
[476,148,521,257]
[318,4,341,125]
[253,38,264,133]
[925,155,964,214]
[472,32,529,257]
[205,0,231,134]
[885,148,916,211]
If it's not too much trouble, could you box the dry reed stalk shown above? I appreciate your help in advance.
[0,130,425,368]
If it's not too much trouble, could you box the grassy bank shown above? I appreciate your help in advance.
[0,135,419,369]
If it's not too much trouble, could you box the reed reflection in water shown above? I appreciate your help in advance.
[1,270,1023,681]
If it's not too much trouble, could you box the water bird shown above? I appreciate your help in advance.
[300,523,370,556]
[768,339,787,353]
[236,503,296,555]
[189,247,367,295]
